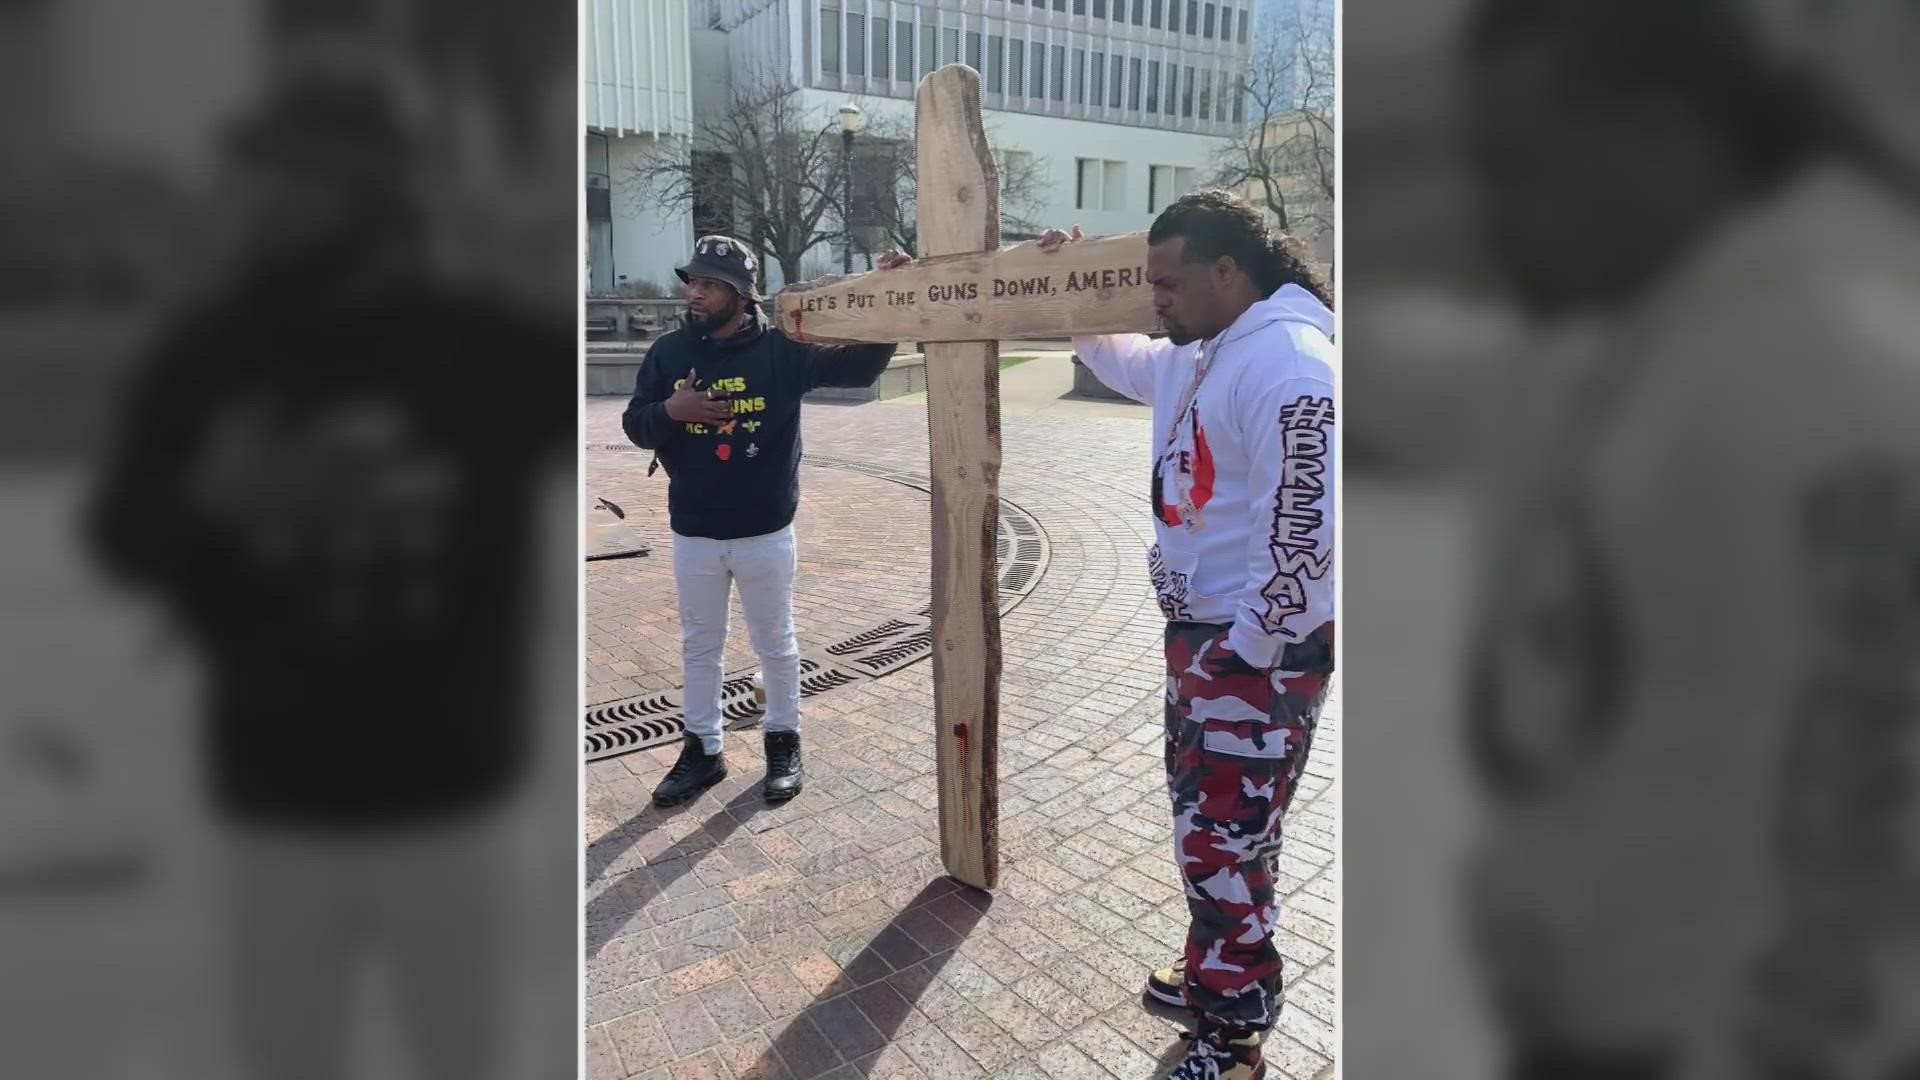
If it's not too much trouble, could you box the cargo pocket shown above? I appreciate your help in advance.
[1186,632,1294,761]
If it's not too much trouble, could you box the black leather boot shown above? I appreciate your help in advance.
[651,734,726,807]
[763,731,803,802]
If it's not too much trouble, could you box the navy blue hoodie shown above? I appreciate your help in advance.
[622,309,894,539]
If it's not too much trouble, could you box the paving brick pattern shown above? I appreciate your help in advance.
[586,456,933,707]
[584,379,1339,1079]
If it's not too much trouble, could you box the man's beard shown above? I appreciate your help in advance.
[696,299,742,332]
[1164,321,1197,346]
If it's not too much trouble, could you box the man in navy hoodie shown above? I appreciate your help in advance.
[623,236,910,806]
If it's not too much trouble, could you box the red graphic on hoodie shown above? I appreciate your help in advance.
[715,444,732,461]
[1154,411,1216,526]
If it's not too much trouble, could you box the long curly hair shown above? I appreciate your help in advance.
[1147,189,1333,309]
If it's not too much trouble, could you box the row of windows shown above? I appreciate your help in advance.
[994,0,1249,44]
[1073,158,1203,213]
[821,13,1246,124]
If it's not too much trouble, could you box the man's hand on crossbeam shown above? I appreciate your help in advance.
[1036,225,1085,253]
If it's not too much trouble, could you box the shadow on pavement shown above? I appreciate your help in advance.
[750,878,993,1078]
[584,787,769,958]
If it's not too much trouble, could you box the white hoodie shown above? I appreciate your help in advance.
[1072,283,1336,669]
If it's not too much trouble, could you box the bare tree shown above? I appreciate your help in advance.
[622,84,1058,283]
[858,111,1053,255]
[1213,0,1334,241]
[621,81,849,285]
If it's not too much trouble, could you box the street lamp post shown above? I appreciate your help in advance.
[838,103,864,274]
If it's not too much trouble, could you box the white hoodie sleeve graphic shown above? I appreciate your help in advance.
[1227,374,1337,669]
[1070,333,1174,405]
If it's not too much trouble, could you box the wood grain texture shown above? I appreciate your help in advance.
[774,233,1160,344]
[918,65,1001,891]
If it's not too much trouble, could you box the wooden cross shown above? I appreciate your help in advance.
[776,66,1163,890]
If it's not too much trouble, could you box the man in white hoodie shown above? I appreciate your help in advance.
[1040,191,1336,1080]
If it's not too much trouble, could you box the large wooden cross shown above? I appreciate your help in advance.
[776,65,1162,890]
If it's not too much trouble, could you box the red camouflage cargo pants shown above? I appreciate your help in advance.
[1164,620,1330,1031]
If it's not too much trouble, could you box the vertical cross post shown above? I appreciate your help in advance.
[779,66,1161,891]
[917,65,1002,890]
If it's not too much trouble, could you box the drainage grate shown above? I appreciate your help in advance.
[803,666,861,694]
[827,617,929,657]
[1000,562,1039,595]
[584,716,682,757]
[583,458,1053,762]
[585,693,677,729]
[840,627,937,678]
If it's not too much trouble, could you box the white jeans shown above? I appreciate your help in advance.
[673,525,801,753]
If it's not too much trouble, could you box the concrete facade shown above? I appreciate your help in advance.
[590,0,1251,293]
[586,0,700,294]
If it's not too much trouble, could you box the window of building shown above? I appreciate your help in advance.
[1168,0,1179,32]
[922,21,937,76]
[1074,0,1086,13]
[1237,7,1248,43]
[1145,60,1160,113]
[1186,0,1198,34]
[693,151,736,235]
[1129,57,1143,109]
[588,132,610,181]
[1051,44,1066,100]
[1091,51,1105,104]
[1182,65,1194,116]
[1009,38,1025,94]
[850,139,901,232]
[873,17,889,77]
[1131,0,1144,25]
[897,20,914,81]
[1150,0,1163,28]
[988,35,1005,91]
[1198,74,1210,119]
[823,6,842,72]
[1003,149,1036,197]
[1094,0,1106,17]
[1203,3,1215,38]
[848,14,866,75]
[1054,0,1066,11]
[945,27,960,63]
[1149,164,1174,212]
[1072,47,1086,104]
[1030,41,1045,99]
[967,30,981,70]
[1110,54,1124,107]
[1078,158,1129,210]
[1232,75,1245,122]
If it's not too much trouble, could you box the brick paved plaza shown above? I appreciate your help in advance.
[583,355,1340,1079]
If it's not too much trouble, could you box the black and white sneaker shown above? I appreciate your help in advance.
[651,734,727,807]
[1166,1020,1268,1080]
[762,731,803,802]
[1144,958,1189,1010]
